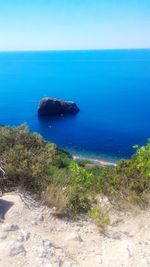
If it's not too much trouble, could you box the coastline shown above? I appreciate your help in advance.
[73,155,117,166]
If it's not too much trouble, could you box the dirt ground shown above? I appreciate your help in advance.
[0,192,150,267]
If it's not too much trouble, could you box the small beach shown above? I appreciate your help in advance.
[73,155,117,166]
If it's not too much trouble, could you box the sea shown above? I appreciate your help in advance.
[0,49,150,162]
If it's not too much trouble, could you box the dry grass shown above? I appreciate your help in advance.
[43,184,69,214]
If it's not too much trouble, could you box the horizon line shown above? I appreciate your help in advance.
[0,48,150,53]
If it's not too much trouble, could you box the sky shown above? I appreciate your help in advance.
[0,0,150,51]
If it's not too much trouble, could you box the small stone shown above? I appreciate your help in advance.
[36,213,44,222]
[25,232,30,240]
[9,242,26,256]
[111,232,121,240]
[2,223,19,232]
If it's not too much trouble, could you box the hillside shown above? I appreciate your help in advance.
[0,124,150,266]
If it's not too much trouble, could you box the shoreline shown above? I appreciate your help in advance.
[73,155,117,166]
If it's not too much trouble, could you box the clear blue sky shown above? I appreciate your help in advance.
[0,0,150,51]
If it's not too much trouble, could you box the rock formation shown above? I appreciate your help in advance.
[38,97,79,116]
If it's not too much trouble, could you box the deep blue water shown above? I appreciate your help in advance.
[0,49,150,162]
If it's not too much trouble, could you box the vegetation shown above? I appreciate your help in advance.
[0,125,150,227]
[0,124,71,192]
[88,207,110,230]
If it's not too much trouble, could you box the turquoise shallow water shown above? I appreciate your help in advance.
[0,49,150,161]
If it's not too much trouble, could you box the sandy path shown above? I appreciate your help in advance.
[0,192,150,267]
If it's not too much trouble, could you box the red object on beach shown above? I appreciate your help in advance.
[99,161,105,166]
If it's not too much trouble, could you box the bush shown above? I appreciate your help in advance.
[43,184,69,213]
[75,158,91,167]
[0,124,72,192]
[88,206,110,230]
[89,141,150,205]
[67,162,94,216]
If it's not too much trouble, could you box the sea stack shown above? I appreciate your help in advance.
[38,97,80,116]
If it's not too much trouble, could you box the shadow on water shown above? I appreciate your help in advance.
[38,113,80,133]
[0,199,14,221]
[38,112,79,122]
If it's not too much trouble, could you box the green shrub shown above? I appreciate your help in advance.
[0,125,71,192]
[89,206,110,230]
[75,158,91,167]
[67,162,94,216]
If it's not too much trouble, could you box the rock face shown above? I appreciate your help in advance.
[38,97,79,116]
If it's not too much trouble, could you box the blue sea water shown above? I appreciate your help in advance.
[0,49,150,162]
